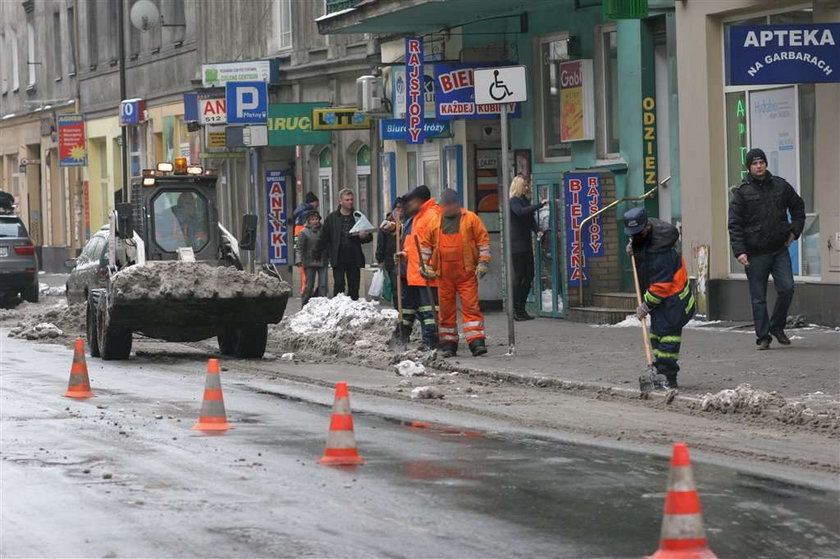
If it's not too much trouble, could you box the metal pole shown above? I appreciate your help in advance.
[499,104,515,355]
[118,0,129,203]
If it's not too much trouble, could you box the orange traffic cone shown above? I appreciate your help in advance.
[64,338,94,399]
[191,359,232,431]
[318,382,364,466]
[649,442,717,559]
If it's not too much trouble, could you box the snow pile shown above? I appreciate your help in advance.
[410,386,444,399]
[39,283,66,296]
[9,321,64,340]
[395,360,426,377]
[5,301,85,340]
[700,383,787,415]
[270,295,398,361]
[605,314,649,328]
[111,262,290,300]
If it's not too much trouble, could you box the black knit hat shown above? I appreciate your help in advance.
[745,148,767,168]
[304,192,319,204]
[404,184,431,202]
[393,196,405,209]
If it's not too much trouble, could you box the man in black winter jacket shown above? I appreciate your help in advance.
[316,188,371,300]
[728,148,805,350]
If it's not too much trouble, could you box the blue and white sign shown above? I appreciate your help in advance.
[726,24,840,85]
[119,98,144,125]
[434,63,522,119]
[266,170,288,265]
[225,81,268,124]
[380,119,451,141]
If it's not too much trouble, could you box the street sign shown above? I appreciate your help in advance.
[405,37,425,144]
[58,114,87,168]
[198,98,227,125]
[473,66,528,105]
[120,98,145,125]
[225,125,269,147]
[225,81,268,124]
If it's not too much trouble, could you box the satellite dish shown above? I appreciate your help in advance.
[130,0,160,32]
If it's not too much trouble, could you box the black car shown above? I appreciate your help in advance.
[65,225,110,304]
[0,213,39,304]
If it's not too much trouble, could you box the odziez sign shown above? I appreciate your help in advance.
[726,24,840,85]
[267,103,332,146]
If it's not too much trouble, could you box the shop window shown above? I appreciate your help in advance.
[597,26,620,158]
[537,33,572,160]
[318,147,332,211]
[272,0,293,52]
[356,145,372,219]
[723,9,818,277]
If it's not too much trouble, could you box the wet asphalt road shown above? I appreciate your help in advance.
[1,336,838,558]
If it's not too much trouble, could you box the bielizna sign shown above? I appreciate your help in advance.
[726,24,839,85]
[564,173,604,287]
[266,170,288,265]
[434,63,522,119]
[405,37,425,144]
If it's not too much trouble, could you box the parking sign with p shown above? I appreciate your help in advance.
[225,81,268,124]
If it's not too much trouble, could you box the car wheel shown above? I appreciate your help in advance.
[86,297,101,358]
[217,326,237,356]
[234,324,268,359]
[22,281,39,303]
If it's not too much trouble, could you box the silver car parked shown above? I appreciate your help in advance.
[65,225,110,304]
[0,214,39,304]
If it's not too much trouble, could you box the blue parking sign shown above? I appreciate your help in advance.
[225,81,268,124]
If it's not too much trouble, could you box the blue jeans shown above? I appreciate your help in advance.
[745,248,795,343]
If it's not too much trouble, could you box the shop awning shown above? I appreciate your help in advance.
[317,0,561,35]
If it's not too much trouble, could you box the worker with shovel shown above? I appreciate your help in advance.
[625,207,695,389]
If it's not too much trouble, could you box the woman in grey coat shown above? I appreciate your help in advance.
[295,211,329,306]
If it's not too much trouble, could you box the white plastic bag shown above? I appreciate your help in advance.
[368,269,385,298]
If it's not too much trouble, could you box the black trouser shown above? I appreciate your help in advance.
[333,261,361,300]
[399,282,438,344]
[303,265,328,306]
[745,247,795,343]
[512,251,534,313]
[387,267,398,307]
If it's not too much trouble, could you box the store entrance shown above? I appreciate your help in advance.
[532,174,566,317]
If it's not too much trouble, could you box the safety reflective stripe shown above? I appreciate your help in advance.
[419,306,433,312]
[465,330,485,338]
[439,334,459,341]
[644,291,661,305]
[402,308,416,314]
[438,327,457,333]
[660,335,682,344]
[678,283,691,300]
[649,333,660,341]
[685,295,696,313]
[422,319,436,326]
[463,321,484,328]
[653,349,680,360]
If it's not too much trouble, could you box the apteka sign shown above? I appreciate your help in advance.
[405,37,424,144]
[726,24,839,85]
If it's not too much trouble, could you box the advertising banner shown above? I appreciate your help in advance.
[267,103,332,146]
[726,24,840,85]
[405,37,425,143]
[564,173,604,287]
[379,118,451,141]
[559,60,595,142]
[202,60,278,87]
[434,63,521,119]
[266,170,288,265]
[391,65,437,119]
[58,114,87,168]
[311,107,371,130]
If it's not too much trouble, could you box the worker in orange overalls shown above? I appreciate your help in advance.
[420,189,490,358]
[394,185,440,349]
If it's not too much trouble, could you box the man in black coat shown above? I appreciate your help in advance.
[728,148,805,350]
[376,197,404,307]
[316,188,371,300]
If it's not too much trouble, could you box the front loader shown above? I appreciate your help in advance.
[87,159,289,360]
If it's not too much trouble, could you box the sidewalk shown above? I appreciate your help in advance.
[469,310,839,400]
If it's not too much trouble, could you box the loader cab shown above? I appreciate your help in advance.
[133,159,221,262]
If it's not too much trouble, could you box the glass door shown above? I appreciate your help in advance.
[533,174,566,317]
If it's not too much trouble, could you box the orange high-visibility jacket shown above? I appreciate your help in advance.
[419,209,491,275]
[405,198,441,287]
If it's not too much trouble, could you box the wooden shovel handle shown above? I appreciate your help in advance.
[630,253,654,367]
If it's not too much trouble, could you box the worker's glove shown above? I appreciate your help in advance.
[380,220,396,233]
[475,261,489,279]
[636,302,651,319]
[419,264,437,280]
[625,240,635,257]
[393,251,406,265]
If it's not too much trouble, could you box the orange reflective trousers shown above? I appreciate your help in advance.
[437,230,485,346]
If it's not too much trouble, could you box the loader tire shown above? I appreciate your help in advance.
[22,281,39,303]
[234,324,268,358]
[86,297,101,358]
[97,295,132,360]
[217,326,237,356]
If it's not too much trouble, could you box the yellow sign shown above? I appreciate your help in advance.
[311,107,371,131]
[559,60,595,142]
[206,125,226,149]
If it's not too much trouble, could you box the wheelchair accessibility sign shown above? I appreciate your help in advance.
[473,65,527,105]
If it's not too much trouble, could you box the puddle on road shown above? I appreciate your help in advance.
[241,384,840,558]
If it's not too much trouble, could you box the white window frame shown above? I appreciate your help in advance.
[720,6,818,281]
[269,0,293,53]
[26,21,36,88]
[10,29,20,91]
[595,24,620,159]
[535,31,572,163]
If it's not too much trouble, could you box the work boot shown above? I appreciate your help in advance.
[439,343,457,359]
[514,311,531,321]
[771,330,791,346]
[664,374,679,389]
[757,337,771,351]
[469,339,488,357]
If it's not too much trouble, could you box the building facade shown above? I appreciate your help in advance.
[676,0,840,325]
